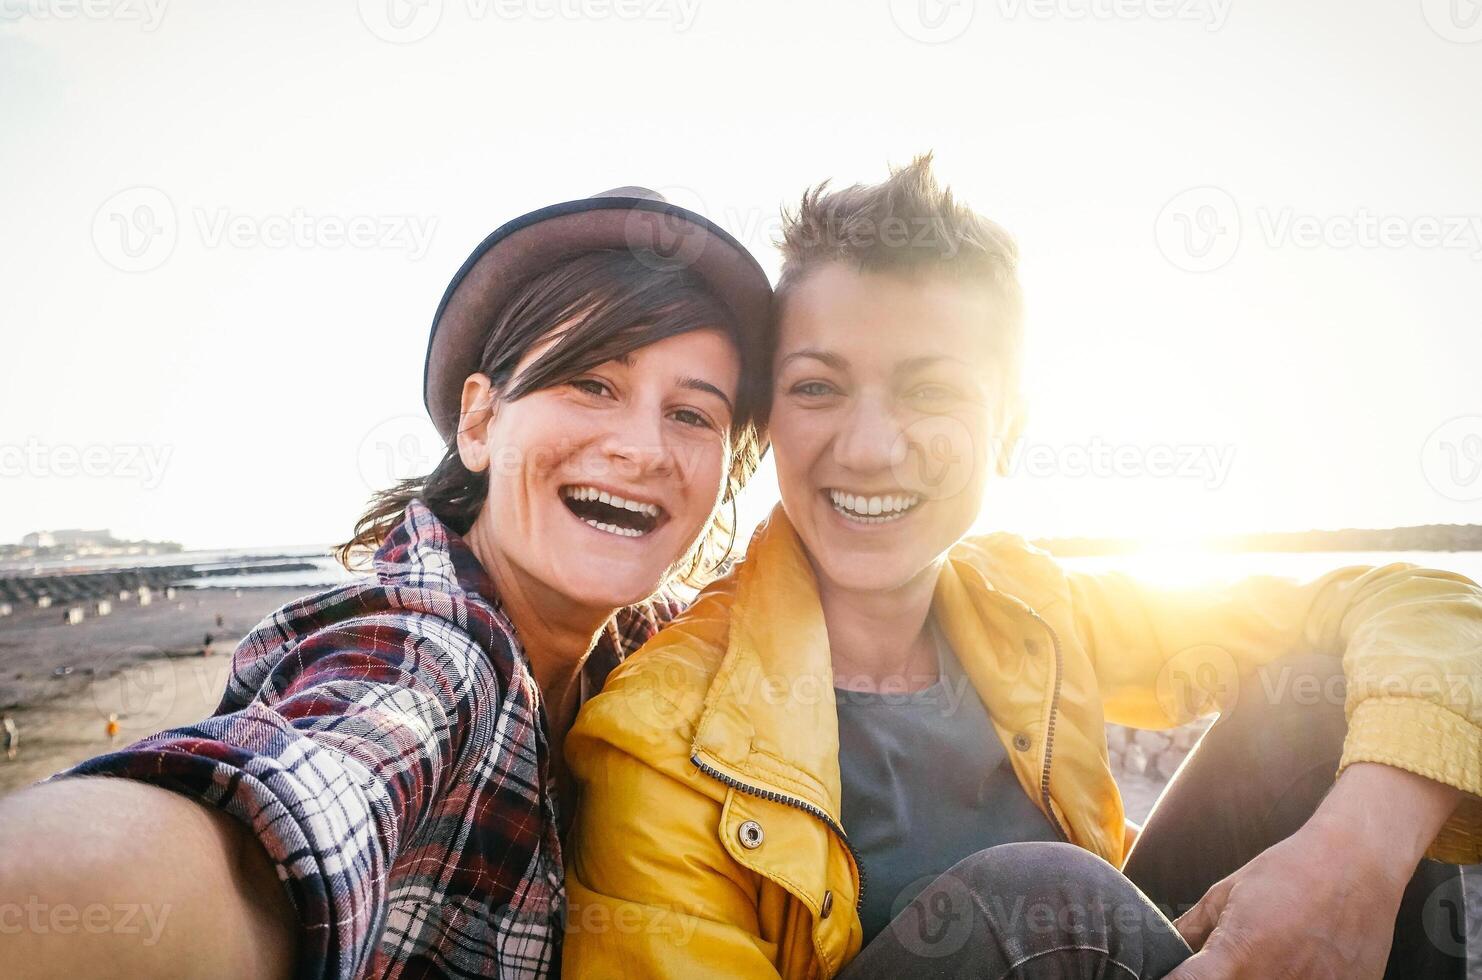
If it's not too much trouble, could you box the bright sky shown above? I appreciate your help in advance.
[3,0,1480,550]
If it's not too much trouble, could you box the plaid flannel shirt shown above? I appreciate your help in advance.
[62,499,681,979]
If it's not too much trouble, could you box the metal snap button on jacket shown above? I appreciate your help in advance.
[820,890,834,919]
[737,820,764,849]
[1013,733,1032,751]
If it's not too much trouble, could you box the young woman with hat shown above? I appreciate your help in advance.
[0,189,772,979]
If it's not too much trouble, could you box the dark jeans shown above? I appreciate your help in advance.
[841,653,1468,979]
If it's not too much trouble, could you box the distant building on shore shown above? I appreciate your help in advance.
[2,529,183,563]
[22,529,113,550]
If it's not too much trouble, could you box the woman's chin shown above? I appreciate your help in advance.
[557,565,664,612]
[811,559,915,597]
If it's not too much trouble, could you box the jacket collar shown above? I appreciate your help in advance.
[691,505,1039,824]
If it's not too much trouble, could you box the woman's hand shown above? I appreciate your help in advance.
[1166,762,1459,980]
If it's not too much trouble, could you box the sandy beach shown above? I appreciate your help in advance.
[0,586,315,795]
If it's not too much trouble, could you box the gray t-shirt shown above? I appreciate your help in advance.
[835,623,1060,942]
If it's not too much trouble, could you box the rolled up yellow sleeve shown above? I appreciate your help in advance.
[1068,562,1482,863]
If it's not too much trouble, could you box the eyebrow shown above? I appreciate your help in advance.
[898,354,972,373]
[778,348,849,371]
[679,377,734,415]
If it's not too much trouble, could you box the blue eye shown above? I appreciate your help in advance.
[792,381,835,398]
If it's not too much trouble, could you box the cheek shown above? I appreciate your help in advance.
[768,408,824,481]
[483,407,575,506]
[680,440,730,513]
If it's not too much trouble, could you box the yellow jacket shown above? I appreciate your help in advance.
[564,508,1482,979]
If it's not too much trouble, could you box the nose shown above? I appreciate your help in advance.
[831,392,908,476]
[595,400,677,482]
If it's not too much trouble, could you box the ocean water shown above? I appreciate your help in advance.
[16,544,1482,593]
[188,547,1482,591]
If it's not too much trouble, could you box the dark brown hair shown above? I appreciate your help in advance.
[776,153,1025,401]
[337,248,768,590]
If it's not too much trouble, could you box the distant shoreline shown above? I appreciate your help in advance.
[1034,523,1482,557]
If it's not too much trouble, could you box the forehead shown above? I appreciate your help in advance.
[777,263,1005,371]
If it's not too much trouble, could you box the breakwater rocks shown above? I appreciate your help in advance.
[1106,718,1214,783]
[0,560,319,610]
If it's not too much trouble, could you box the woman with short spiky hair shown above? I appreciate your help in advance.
[564,158,1480,979]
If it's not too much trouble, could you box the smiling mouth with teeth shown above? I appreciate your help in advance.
[827,489,923,524]
[560,486,666,538]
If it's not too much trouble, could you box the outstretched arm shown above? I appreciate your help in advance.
[0,777,296,979]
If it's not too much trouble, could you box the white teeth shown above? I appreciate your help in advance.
[561,486,661,517]
[827,489,921,523]
[584,519,644,538]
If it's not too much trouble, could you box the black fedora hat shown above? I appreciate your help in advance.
[423,187,773,441]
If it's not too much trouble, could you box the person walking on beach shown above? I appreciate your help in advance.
[2,714,17,761]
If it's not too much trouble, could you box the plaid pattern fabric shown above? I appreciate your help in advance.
[62,499,681,979]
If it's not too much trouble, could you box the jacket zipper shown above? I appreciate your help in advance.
[691,754,868,913]
[1023,608,1071,842]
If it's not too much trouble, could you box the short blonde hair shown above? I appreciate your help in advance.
[776,153,1025,396]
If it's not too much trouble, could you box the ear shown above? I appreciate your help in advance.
[455,374,498,473]
[992,395,1027,479]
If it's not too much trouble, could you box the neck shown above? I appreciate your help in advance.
[462,515,610,741]
[815,558,943,692]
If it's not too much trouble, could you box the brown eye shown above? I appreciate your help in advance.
[671,408,714,430]
[570,378,612,398]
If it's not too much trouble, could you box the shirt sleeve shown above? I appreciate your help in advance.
[59,610,494,980]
